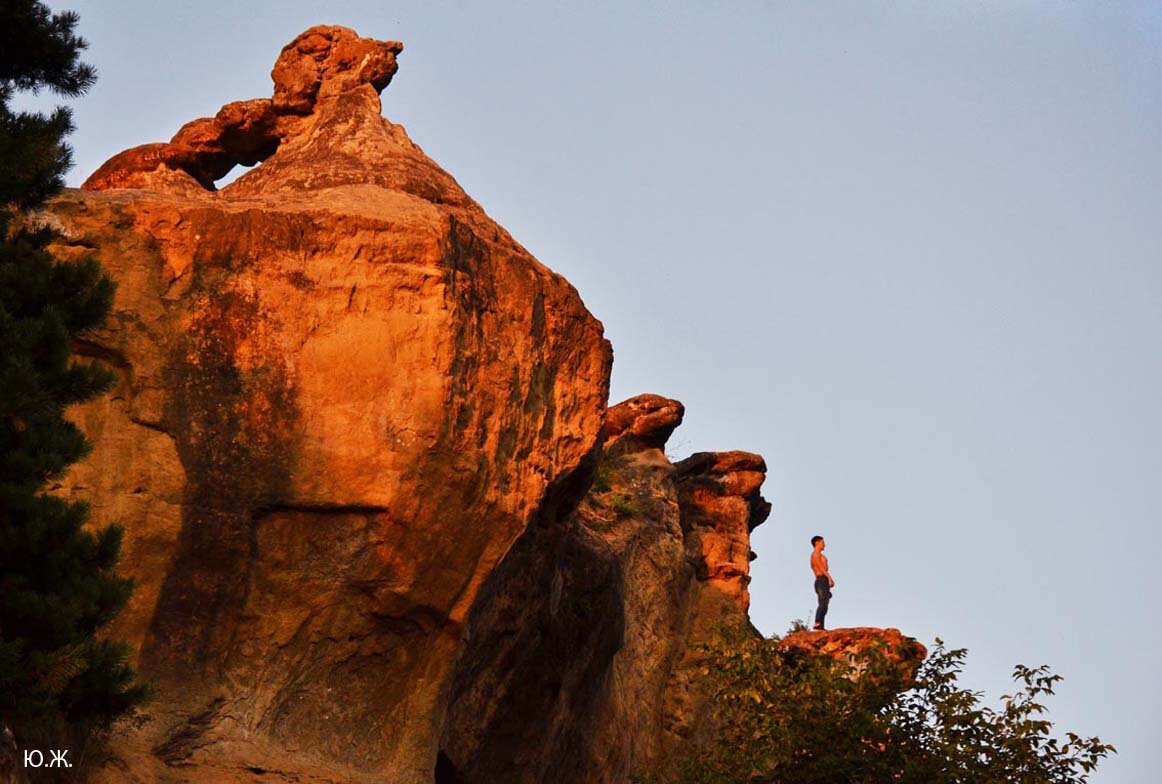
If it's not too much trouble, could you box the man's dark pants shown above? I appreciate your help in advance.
[814,575,831,628]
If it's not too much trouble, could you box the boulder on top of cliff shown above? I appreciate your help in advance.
[272,26,403,113]
[83,25,410,193]
[50,24,612,783]
[602,393,685,451]
[676,450,769,506]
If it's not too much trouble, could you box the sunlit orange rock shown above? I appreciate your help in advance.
[82,26,403,191]
[779,627,928,685]
[675,450,772,610]
[52,24,611,784]
[601,393,685,450]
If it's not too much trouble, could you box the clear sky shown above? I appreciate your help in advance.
[19,2,1161,781]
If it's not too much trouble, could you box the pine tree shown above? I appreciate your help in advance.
[0,0,148,763]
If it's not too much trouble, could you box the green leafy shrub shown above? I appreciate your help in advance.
[666,625,1113,784]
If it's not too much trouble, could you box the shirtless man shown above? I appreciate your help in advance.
[810,535,834,631]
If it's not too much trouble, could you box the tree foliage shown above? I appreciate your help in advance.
[669,624,1114,784]
[0,1,96,209]
[0,0,148,761]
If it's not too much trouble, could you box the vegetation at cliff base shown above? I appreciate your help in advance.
[0,0,148,767]
[671,624,1114,784]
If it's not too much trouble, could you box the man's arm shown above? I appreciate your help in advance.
[822,554,834,588]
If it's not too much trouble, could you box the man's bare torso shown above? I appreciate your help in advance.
[811,550,828,577]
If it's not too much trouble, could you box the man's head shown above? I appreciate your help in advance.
[811,535,825,551]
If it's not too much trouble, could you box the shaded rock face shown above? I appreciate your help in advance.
[439,395,772,783]
[50,25,611,783]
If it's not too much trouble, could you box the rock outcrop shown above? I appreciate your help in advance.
[779,627,928,686]
[438,395,771,782]
[674,450,770,611]
[83,27,405,192]
[50,25,611,784]
[38,25,920,784]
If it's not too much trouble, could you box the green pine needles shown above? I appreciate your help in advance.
[0,0,148,765]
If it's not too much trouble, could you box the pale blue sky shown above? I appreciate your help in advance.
[22,2,1161,781]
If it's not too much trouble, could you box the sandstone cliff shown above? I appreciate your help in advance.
[36,26,917,784]
[439,395,771,782]
[51,26,610,782]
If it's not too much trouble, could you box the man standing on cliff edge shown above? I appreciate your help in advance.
[811,535,834,631]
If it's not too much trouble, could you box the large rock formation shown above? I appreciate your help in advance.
[50,25,611,783]
[439,395,772,782]
[37,25,918,784]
